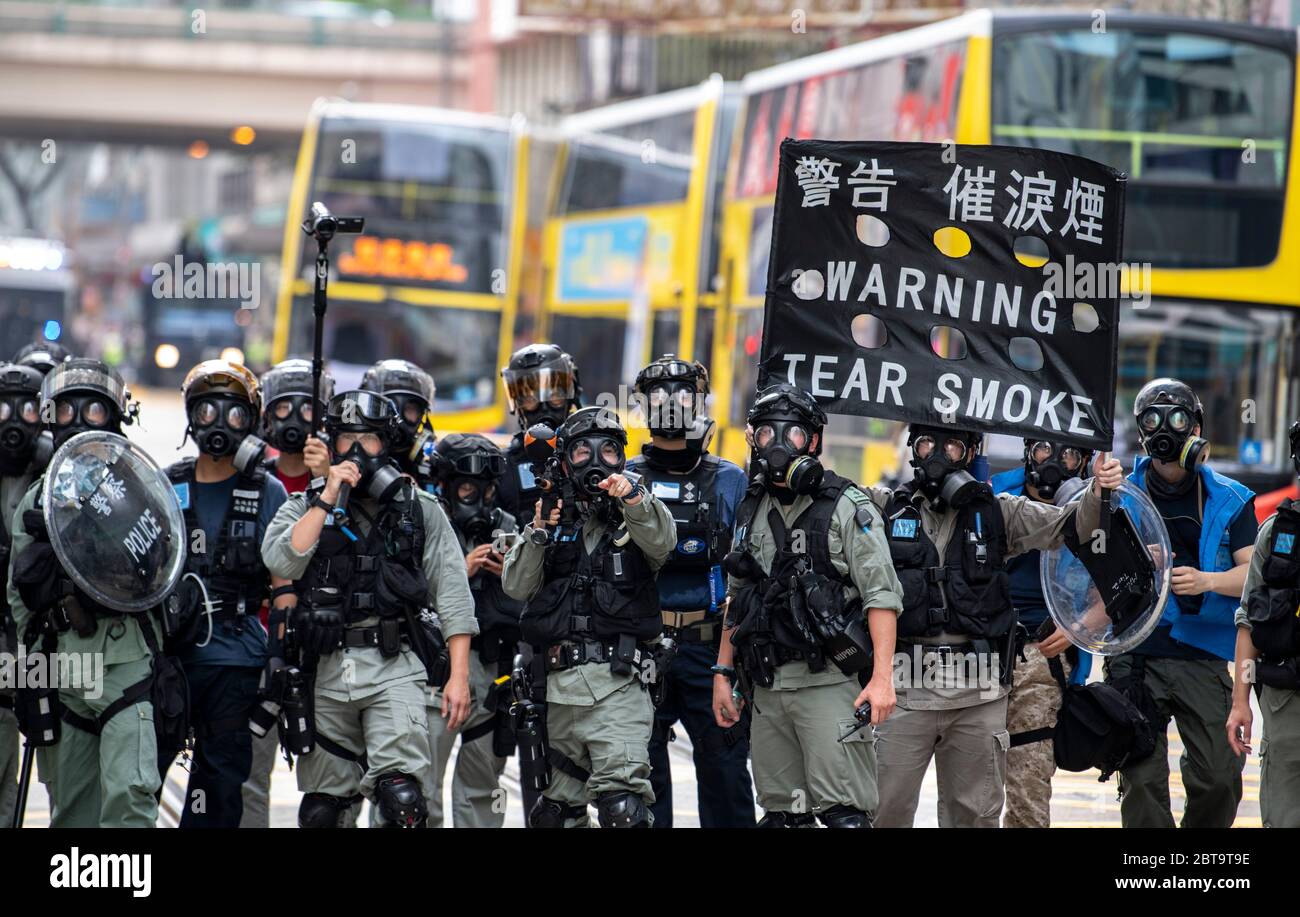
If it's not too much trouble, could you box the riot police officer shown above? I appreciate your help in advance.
[361,359,438,489]
[498,345,581,520]
[424,433,522,827]
[13,341,70,377]
[7,359,164,827]
[0,363,47,827]
[991,439,1094,827]
[240,358,336,827]
[502,406,675,828]
[262,390,476,828]
[1112,378,1253,828]
[1229,421,1300,827]
[866,425,1121,828]
[625,355,755,828]
[714,384,901,828]
[162,360,290,827]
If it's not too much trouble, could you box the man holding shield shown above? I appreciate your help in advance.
[867,425,1122,828]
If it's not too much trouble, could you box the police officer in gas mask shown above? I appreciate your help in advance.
[421,433,521,827]
[160,361,291,827]
[1110,378,1254,828]
[361,359,438,490]
[13,341,70,377]
[239,358,334,828]
[261,390,476,828]
[865,423,1122,828]
[714,384,901,827]
[624,355,755,828]
[991,440,1094,827]
[1229,421,1300,826]
[502,406,676,828]
[6,359,163,827]
[498,344,581,520]
[0,362,46,828]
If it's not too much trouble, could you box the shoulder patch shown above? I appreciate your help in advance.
[843,486,871,505]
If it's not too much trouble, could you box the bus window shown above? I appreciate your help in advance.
[548,313,628,404]
[1114,299,1291,485]
[650,310,681,362]
[729,308,765,427]
[993,27,1293,268]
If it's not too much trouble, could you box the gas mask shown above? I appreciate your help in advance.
[749,419,824,495]
[0,393,41,475]
[189,394,257,459]
[387,393,430,454]
[51,395,120,449]
[910,430,981,508]
[447,475,502,542]
[333,437,403,503]
[564,434,626,498]
[1136,404,1208,471]
[1024,441,1090,501]
[264,395,315,453]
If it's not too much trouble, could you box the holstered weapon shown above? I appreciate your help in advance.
[509,649,551,793]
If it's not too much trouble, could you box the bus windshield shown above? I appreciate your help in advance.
[993,26,1294,268]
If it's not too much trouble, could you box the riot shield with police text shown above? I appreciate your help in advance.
[1040,481,1172,655]
[42,431,185,613]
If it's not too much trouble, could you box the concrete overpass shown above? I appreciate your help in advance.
[0,1,496,150]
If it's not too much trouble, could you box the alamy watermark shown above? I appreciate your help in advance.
[151,257,260,310]
[0,646,104,699]
[1043,255,1151,309]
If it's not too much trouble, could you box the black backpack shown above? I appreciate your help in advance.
[1012,655,1156,781]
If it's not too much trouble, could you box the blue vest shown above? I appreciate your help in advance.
[991,465,1091,685]
[1130,456,1253,660]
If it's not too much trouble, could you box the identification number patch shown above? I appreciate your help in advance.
[891,518,919,540]
[652,481,681,500]
[1276,532,1296,556]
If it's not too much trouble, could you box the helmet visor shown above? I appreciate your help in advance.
[503,367,575,414]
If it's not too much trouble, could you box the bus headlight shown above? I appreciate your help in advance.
[155,343,180,369]
[220,347,245,365]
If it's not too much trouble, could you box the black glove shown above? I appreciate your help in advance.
[259,656,288,701]
[302,607,344,655]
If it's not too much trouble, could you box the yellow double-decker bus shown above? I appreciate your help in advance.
[274,100,533,432]
[538,76,740,415]
[715,10,1300,491]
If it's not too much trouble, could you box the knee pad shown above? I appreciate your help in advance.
[596,791,652,828]
[374,772,428,828]
[756,810,817,828]
[298,793,357,829]
[527,796,587,829]
[818,805,871,828]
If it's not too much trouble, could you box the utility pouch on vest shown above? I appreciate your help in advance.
[1061,505,1156,637]
[1247,505,1300,661]
[611,632,637,677]
[1256,658,1300,691]
[378,618,402,658]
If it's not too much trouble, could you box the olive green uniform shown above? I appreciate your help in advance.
[502,495,676,827]
[1235,514,1300,827]
[7,478,161,828]
[1,472,33,827]
[262,488,476,823]
[864,484,1102,828]
[727,486,903,820]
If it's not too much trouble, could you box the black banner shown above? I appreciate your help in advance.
[759,140,1126,451]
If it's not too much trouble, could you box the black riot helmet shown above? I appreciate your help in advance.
[182,359,266,473]
[556,406,627,499]
[0,362,46,475]
[1022,438,1093,502]
[745,383,826,495]
[360,359,436,457]
[502,344,581,432]
[1133,378,1208,471]
[324,390,404,502]
[41,358,134,449]
[634,354,709,439]
[432,432,507,541]
[907,424,983,508]
[14,341,71,377]
[259,358,334,453]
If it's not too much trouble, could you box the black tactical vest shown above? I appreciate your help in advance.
[1245,499,1300,663]
[518,522,662,646]
[295,485,427,624]
[463,519,524,663]
[884,484,1013,641]
[634,454,731,574]
[498,435,542,522]
[728,471,866,671]
[167,458,272,625]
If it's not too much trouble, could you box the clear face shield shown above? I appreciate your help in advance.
[503,367,575,421]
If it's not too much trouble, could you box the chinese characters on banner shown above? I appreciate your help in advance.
[761,140,1127,451]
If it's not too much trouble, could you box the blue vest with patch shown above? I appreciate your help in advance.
[1130,456,1254,661]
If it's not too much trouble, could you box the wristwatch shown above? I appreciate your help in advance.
[309,494,336,514]
[620,483,645,505]
[710,664,735,679]
[528,526,550,547]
